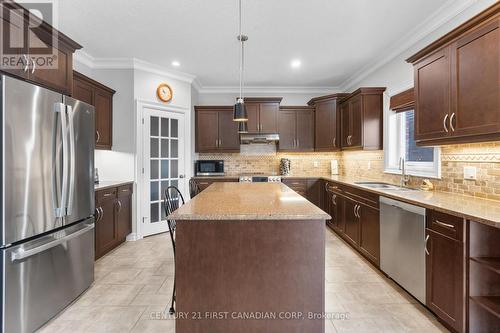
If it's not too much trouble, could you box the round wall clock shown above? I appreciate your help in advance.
[156,83,173,103]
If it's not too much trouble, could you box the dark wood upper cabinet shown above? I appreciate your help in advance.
[0,2,81,94]
[278,106,314,151]
[307,94,348,151]
[340,87,386,150]
[245,103,260,133]
[414,48,452,141]
[195,106,239,153]
[243,98,282,133]
[407,3,499,145]
[72,71,115,150]
[277,110,296,150]
[217,109,240,150]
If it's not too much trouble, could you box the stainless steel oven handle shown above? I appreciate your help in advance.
[11,223,94,262]
[66,105,76,215]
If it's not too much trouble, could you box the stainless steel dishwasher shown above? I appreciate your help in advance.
[380,197,426,304]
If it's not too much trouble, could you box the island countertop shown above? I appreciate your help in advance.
[168,182,331,221]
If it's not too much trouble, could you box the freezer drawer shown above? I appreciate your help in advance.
[1,219,94,333]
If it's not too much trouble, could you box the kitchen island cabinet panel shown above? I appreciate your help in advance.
[169,183,329,332]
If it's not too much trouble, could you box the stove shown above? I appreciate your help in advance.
[238,174,282,183]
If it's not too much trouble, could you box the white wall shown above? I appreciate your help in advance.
[343,0,498,94]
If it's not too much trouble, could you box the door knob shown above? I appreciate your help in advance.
[179,175,185,178]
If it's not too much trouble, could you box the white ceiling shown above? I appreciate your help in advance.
[58,0,451,88]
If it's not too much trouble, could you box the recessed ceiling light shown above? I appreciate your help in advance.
[172,61,180,67]
[291,59,301,68]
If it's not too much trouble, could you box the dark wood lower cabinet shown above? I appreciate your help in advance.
[358,203,380,266]
[95,183,133,259]
[343,197,360,246]
[426,228,465,332]
[95,195,117,259]
[324,181,380,267]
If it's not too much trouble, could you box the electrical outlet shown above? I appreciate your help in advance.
[313,161,319,168]
[367,161,371,170]
[464,166,477,180]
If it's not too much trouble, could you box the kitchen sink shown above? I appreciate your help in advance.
[355,182,417,191]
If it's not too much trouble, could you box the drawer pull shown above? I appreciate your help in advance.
[434,220,455,229]
[121,189,129,192]
[103,193,113,197]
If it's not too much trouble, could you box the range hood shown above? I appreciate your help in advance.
[240,133,279,144]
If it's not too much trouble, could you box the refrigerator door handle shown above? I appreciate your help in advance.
[10,223,94,262]
[66,104,76,216]
[54,103,69,218]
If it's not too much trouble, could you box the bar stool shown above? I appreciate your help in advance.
[163,186,185,314]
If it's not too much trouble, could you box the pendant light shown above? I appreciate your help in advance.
[233,0,248,122]
[238,121,248,133]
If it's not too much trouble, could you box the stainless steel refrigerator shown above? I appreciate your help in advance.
[1,75,95,333]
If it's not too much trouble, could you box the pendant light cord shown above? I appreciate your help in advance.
[238,0,244,101]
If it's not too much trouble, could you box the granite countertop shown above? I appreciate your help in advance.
[322,175,500,229]
[192,174,500,228]
[168,182,331,221]
[95,180,134,191]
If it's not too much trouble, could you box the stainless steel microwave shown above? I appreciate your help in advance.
[195,160,225,176]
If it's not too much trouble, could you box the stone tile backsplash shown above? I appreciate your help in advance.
[199,141,500,201]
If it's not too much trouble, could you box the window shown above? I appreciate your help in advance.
[385,107,441,178]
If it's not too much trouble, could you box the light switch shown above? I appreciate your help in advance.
[464,166,477,180]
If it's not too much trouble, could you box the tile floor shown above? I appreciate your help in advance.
[39,228,448,333]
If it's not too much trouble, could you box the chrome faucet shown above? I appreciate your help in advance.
[400,157,410,187]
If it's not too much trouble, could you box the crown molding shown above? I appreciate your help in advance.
[338,0,479,91]
[74,51,197,84]
[195,85,339,95]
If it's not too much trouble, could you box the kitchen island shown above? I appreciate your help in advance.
[168,182,331,333]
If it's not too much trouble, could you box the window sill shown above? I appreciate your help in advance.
[384,168,441,180]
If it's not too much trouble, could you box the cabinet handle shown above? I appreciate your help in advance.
[347,135,352,145]
[103,193,113,197]
[31,58,36,74]
[219,139,222,147]
[23,55,29,72]
[450,113,456,132]
[443,114,449,133]
[331,195,337,205]
[434,220,455,229]
[353,204,357,218]
[96,207,103,222]
[356,205,361,218]
[425,234,430,255]
[116,200,122,212]
[96,130,101,143]
[297,139,299,147]
[333,137,336,147]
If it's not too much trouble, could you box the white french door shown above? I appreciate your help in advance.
[141,107,185,236]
